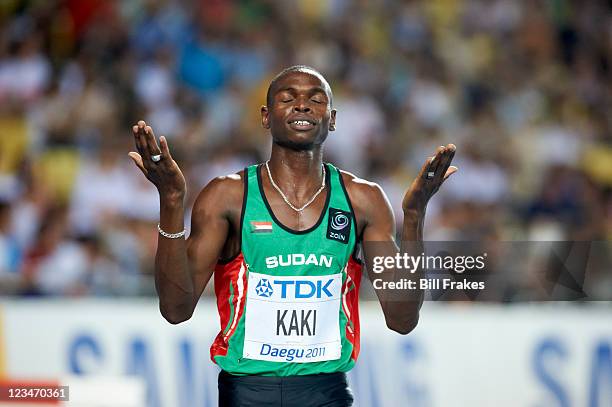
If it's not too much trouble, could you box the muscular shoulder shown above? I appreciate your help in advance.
[339,169,392,229]
[339,169,384,203]
[192,170,245,219]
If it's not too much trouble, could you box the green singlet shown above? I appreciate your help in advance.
[210,163,363,376]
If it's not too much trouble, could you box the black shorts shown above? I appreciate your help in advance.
[218,370,354,407]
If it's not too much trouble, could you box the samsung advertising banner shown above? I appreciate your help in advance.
[0,300,610,407]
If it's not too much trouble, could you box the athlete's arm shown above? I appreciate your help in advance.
[129,121,239,324]
[347,144,457,334]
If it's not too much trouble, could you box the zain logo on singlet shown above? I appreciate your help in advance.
[255,278,274,297]
[327,208,351,244]
[331,213,349,230]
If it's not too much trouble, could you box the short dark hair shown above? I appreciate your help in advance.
[266,65,333,107]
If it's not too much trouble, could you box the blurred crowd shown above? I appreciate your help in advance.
[0,0,610,298]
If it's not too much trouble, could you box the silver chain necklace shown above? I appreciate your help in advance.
[265,160,326,213]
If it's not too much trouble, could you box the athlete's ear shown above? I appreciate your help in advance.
[261,105,270,129]
[329,109,337,131]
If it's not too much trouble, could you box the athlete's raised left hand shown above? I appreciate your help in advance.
[402,144,457,214]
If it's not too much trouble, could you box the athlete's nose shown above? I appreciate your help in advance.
[293,99,311,113]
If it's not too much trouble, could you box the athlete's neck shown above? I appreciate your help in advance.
[267,144,325,201]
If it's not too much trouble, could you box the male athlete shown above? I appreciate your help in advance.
[129,65,457,406]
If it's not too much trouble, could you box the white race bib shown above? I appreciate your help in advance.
[243,271,342,363]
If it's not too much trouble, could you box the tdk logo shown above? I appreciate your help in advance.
[261,279,334,299]
[327,208,351,244]
[255,279,274,297]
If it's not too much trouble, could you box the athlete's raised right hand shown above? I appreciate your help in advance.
[129,120,186,201]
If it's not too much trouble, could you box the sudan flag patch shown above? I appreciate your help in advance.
[250,221,273,233]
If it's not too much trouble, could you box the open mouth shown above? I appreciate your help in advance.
[287,119,316,131]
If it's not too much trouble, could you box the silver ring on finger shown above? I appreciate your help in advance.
[151,154,162,163]
[426,171,435,179]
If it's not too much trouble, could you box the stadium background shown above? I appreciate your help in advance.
[0,0,610,406]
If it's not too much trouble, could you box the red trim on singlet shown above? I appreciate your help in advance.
[210,253,248,361]
[341,257,362,361]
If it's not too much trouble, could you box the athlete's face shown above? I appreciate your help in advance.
[261,71,336,150]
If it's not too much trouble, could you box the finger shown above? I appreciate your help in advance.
[144,125,162,157]
[433,145,456,184]
[128,152,148,176]
[159,136,173,160]
[424,146,445,181]
[419,155,435,181]
[443,166,458,181]
[132,124,143,153]
[438,147,456,179]
[134,122,149,158]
